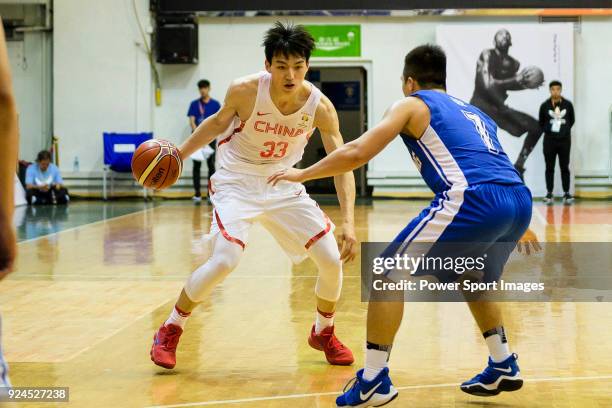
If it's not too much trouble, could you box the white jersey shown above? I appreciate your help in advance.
[216,72,322,176]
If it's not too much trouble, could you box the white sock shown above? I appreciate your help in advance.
[165,305,191,329]
[363,344,390,381]
[315,309,334,334]
[484,327,511,363]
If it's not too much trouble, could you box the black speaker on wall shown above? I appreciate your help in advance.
[155,14,198,64]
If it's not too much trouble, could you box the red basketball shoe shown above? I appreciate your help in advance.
[308,325,354,365]
[150,324,183,369]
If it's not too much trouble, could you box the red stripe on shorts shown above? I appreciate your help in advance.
[214,209,245,250]
[305,213,331,250]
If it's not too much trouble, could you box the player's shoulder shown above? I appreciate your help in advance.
[383,96,428,124]
[480,49,494,59]
[227,73,261,97]
[314,92,342,130]
[315,93,335,117]
[392,95,429,116]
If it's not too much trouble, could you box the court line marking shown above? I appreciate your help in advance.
[17,205,158,244]
[62,294,181,362]
[17,205,214,245]
[4,293,183,363]
[144,374,612,407]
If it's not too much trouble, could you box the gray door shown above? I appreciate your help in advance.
[301,67,368,197]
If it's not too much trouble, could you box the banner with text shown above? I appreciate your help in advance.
[306,25,361,57]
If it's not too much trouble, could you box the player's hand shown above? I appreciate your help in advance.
[39,184,49,192]
[0,217,16,280]
[338,222,358,263]
[267,168,306,186]
[517,68,527,84]
[516,228,542,256]
[519,66,544,89]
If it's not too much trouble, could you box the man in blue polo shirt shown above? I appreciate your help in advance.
[25,150,69,205]
[187,79,221,202]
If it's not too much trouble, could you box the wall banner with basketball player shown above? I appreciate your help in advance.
[436,23,574,196]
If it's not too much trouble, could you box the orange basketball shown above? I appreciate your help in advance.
[131,139,182,190]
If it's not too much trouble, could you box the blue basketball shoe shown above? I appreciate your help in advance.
[460,353,523,396]
[336,367,398,407]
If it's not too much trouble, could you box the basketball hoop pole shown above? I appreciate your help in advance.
[52,135,59,165]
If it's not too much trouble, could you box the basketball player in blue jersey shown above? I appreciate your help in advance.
[269,44,539,407]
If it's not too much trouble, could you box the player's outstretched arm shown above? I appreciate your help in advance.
[0,19,19,279]
[178,80,246,159]
[316,96,357,262]
[268,97,415,185]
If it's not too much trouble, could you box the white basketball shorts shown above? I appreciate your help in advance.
[207,168,335,263]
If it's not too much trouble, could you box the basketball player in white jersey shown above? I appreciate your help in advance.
[151,22,357,369]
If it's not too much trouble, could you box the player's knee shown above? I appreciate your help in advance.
[309,232,340,259]
[209,238,243,274]
[312,247,342,275]
[311,244,343,302]
[315,270,342,302]
[212,255,240,276]
[184,257,239,302]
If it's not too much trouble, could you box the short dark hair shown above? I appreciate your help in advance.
[197,79,210,89]
[36,150,52,162]
[549,80,562,88]
[403,44,447,89]
[262,21,315,64]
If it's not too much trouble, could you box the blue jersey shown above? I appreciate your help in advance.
[401,90,522,194]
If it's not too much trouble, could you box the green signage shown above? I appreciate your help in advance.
[306,25,361,58]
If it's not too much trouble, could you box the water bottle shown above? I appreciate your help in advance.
[73,156,80,172]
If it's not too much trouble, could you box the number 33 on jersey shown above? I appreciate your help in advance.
[216,71,322,176]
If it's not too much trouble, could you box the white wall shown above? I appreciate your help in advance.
[52,10,611,186]
[8,32,50,162]
[1,3,52,162]
[54,0,153,173]
[573,17,612,176]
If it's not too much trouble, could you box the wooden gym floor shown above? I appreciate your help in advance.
[1,199,611,407]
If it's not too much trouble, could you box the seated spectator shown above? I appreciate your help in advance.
[25,150,69,205]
